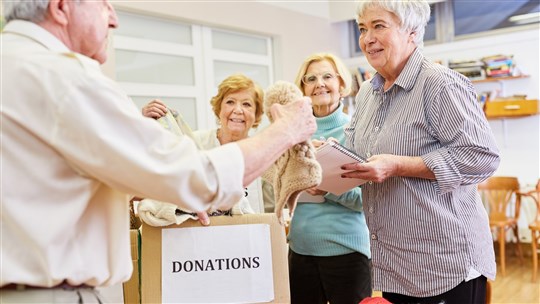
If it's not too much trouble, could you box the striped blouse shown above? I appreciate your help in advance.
[345,48,500,297]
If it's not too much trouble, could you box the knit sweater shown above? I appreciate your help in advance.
[288,103,371,258]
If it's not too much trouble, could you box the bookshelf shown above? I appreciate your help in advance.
[471,75,530,84]
[471,75,538,119]
[471,74,538,148]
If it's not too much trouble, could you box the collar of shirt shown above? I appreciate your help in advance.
[3,20,71,53]
[370,47,425,93]
[3,20,101,71]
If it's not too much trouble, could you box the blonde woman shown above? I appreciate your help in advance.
[287,53,371,304]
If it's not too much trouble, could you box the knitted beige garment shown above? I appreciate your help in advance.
[263,81,322,223]
[136,198,253,227]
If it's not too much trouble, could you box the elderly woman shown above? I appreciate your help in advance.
[287,53,371,304]
[143,74,265,214]
[342,1,500,303]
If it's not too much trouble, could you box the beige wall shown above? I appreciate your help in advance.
[112,1,344,82]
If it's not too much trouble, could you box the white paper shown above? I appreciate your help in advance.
[316,141,367,195]
[162,224,274,303]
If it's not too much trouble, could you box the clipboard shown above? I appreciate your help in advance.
[315,141,367,195]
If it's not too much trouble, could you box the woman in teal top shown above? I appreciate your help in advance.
[288,53,371,304]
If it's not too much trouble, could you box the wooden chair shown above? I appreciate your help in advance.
[478,176,523,276]
[521,179,540,282]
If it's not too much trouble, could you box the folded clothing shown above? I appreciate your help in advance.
[136,197,254,227]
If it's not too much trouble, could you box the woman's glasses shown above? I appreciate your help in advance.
[301,72,340,86]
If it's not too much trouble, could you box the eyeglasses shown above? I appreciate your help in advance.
[301,72,340,86]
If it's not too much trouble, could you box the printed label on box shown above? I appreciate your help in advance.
[162,224,274,303]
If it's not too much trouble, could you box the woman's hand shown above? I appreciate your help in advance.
[341,154,434,183]
[311,137,337,149]
[305,187,327,196]
[341,154,401,183]
[142,99,168,119]
[311,139,325,149]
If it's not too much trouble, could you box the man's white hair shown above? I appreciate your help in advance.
[3,0,80,23]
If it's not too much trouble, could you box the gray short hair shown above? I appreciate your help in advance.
[356,0,431,48]
[3,0,81,23]
[3,0,50,23]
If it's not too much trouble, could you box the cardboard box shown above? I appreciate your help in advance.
[123,229,140,304]
[140,214,290,303]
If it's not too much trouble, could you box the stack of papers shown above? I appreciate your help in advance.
[315,141,368,195]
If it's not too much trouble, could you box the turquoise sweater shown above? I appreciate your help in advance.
[288,103,371,258]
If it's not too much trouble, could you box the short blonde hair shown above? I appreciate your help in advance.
[210,74,264,128]
[294,53,352,97]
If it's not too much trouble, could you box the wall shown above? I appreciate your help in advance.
[109,2,539,186]
[345,28,540,188]
[112,1,343,83]
[107,2,538,238]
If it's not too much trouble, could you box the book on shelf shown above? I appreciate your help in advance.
[485,68,513,77]
[315,140,368,195]
[448,59,484,69]
[448,59,486,80]
[453,67,485,80]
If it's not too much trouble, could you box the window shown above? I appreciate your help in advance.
[349,0,539,56]
[453,0,539,36]
[116,50,195,85]
[349,21,361,57]
[113,12,273,130]
[425,4,437,41]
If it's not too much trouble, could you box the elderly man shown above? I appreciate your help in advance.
[1,1,316,302]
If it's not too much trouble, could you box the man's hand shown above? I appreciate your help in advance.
[270,97,316,146]
[197,212,210,226]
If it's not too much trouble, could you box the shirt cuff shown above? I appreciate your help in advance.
[203,143,244,211]
[421,148,461,195]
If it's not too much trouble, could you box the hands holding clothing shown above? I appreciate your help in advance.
[142,99,168,119]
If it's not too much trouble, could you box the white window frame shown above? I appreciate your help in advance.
[113,14,274,131]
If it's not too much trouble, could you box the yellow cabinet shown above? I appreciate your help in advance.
[484,99,539,119]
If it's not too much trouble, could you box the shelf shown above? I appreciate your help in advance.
[472,75,529,84]
[484,99,539,119]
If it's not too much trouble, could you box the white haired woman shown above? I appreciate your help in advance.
[342,0,500,303]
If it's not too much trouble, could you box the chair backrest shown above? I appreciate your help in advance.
[523,179,540,223]
[478,176,521,221]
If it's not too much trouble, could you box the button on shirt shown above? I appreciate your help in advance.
[345,48,500,297]
[1,21,244,287]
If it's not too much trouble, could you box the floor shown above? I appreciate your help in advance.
[371,253,539,304]
[490,254,539,304]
